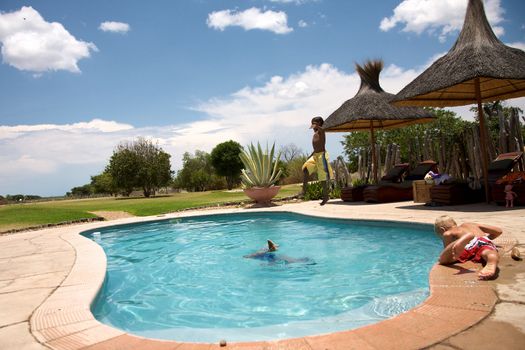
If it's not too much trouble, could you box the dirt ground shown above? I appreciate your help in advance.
[89,211,136,220]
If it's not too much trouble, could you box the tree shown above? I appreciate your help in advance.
[106,148,140,196]
[279,143,304,162]
[342,108,471,172]
[280,155,308,185]
[90,171,117,196]
[175,150,225,191]
[69,185,92,197]
[210,140,243,190]
[106,138,173,197]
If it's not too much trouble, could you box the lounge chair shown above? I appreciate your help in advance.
[363,161,437,203]
[340,163,409,202]
[431,151,523,205]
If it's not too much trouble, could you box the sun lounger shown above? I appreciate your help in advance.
[431,151,523,205]
[341,163,409,202]
[363,161,437,203]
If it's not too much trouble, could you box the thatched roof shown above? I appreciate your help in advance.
[393,0,525,107]
[324,60,434,132]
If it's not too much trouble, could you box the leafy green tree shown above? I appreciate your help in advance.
[342,108,471,171]
[471,101,524,154]
[106,138,172,197]
[69,185,92,197]
[90,171,117,196]
[210,140,243,190]
[175,150,225,191]
[280,155,308,185]
[106,148,140,196]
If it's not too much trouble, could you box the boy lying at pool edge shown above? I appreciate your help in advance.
[434,215,502,280]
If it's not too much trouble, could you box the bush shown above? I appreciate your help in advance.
[351,178,369,187]
[280,156,308,185]
[303,181,340,201]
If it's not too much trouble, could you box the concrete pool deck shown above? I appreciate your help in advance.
[1,200,524,349]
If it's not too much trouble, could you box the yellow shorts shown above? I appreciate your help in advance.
[302,152,334,181]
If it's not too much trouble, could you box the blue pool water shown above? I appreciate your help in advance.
[84,212,441,342]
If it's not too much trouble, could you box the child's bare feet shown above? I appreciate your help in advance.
[478,262,497,280]
[479,251,499,280]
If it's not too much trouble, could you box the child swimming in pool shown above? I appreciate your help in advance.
[434,215,502,280]
[243,240,278,259]
[243,240,313,264]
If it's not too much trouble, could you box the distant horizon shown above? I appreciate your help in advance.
[1,0,525,196]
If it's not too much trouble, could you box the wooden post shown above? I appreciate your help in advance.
[498,108,508,153]
[511,108,524,153]
[370,122,378,183]
[423,132,431,161]
[384,144,392,174]
[466,130,475,179]
[376,144,381,179]
[439,135,446,173]
[358,151,363,181]
[394,144,401,165]
[475,78,490,203]
[337,156,351,187]
[472,126,483,180]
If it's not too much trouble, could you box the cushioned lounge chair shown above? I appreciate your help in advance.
[431,151,523,205]
[363,161,437,203]
[340,163,409,202]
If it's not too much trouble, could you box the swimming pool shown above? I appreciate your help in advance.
[84,212,441,342]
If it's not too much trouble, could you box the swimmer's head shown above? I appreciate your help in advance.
[267,240,278,251]
[434,215,457,236]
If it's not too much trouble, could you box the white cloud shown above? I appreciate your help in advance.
[3,56,525,196]
[207,7,293,34]
[298,20,308,28]
[380,0,505,42]
[0,119,133,140]
[508,41,525,51]
[0,6,97,73]
[99,21,130,34]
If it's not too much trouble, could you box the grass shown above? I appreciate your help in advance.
[0,184,301,232]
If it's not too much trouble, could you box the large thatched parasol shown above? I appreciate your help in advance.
[393,0,525,202]
[324,60,435,183]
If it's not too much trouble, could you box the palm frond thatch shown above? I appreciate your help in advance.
[393,0,525,107]
[323,60,434,132]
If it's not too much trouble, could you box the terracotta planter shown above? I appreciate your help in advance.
[243,186,281,204]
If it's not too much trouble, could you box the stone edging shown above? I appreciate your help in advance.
[29,208,517,350]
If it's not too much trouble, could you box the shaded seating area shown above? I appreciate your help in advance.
[430,152,523,205]
[341,163,409,202]
[363,161,437,203]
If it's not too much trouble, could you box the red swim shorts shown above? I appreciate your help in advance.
[458,236,497,263]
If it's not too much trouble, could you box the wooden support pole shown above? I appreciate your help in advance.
[475,78,490,203]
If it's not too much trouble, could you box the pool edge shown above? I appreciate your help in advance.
[30,205,516,350]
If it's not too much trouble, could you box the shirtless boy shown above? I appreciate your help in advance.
[434,215,502,280]
[302,116,333,205]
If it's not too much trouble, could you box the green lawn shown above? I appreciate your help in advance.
[0,184,301,232]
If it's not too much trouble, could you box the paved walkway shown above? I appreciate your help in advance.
[0,200,524,349]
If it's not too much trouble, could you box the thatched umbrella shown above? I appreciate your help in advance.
[324,60,435,183]
[393,0,525,202]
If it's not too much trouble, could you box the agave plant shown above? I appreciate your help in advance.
[239,142,282,188]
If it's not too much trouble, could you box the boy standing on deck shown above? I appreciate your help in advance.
[302,116,333,205]
[434,215,502,280]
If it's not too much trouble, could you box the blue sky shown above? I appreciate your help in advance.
[1,0,524,196]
